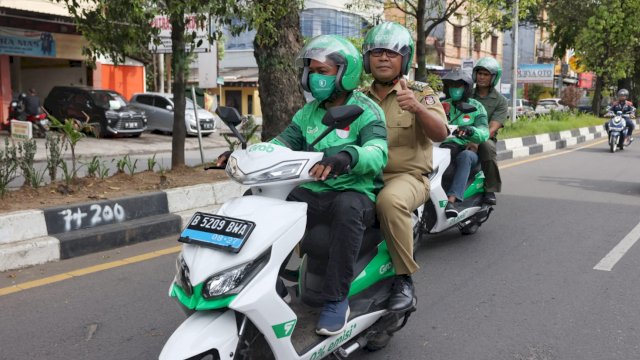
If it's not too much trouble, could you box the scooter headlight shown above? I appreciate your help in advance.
[226,158,308,185]
[202,250,270,299]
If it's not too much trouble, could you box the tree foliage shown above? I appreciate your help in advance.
[58,0,304,166]
[348,0,540,81]
[547,0,640,114]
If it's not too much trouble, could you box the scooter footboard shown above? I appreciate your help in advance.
[159,309,238,360]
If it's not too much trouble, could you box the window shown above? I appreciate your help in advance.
[300,8,368,38]
[247,94,253,115]
[453,26,462,48]
[474,36,482,52]
[135,95,154,106]
[223,19,256,51]
[154,97,171,110]
[491,35,498,55]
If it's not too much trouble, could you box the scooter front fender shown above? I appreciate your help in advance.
[159,309,238,360]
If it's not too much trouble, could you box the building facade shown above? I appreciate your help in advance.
[0,1,145,123]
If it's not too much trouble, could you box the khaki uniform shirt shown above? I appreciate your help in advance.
[364,81,447,176]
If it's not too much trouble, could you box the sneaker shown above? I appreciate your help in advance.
[625,136,634,145]
[483,192,497,205]
[316,299,350,336]
[388,275,415,312]
[445,202,459,219]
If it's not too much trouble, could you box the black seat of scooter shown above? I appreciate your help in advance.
[300,223,382,261]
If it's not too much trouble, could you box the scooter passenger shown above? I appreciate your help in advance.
[217,35,388,336]
[440,69,489,218]
[361,22,448,312]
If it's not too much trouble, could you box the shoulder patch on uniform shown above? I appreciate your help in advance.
[408,80,428,92]
[421,95,436,105]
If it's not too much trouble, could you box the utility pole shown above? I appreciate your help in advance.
[510,0,519,123]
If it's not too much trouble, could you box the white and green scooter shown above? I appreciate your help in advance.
[160,106,416,360]
[412,102,494,239]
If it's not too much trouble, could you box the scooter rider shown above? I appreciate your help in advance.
[606,89,635,143]
[441,69,489,218]
[217,35,388,336]
[471,57,508,205]
[24,88,42,117]
[361,22,448,312]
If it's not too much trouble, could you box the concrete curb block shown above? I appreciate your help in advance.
[0,181,246,272]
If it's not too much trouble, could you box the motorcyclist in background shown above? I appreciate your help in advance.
[606,89,635,144]
[24,88,42,117]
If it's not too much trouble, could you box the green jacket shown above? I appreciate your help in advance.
[442,98,489,147]
[271,92,388,202]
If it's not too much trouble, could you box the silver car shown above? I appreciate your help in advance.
[129,92,217,136]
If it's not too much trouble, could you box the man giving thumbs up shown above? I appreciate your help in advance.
[362,22,448,312]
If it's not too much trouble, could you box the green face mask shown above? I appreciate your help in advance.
[309,73,337,101]
[448,87,465,101]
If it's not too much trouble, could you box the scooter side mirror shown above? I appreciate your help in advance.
[215,106,247,149]
[321,105,363,129]
[308,105,364,151]
[456,102,477,114]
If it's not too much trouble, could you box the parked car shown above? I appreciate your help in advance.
[129,92,217,136]
[507,99,535,118]
[576,97,594,114]
[534,98,568,115]
[44,86,147,137]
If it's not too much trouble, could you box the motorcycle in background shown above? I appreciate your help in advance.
[604,110,631,153]
[1,93,50,138]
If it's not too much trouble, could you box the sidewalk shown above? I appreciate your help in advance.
[0,121,636,272]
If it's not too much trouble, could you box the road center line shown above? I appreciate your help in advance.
[594,221,640,271]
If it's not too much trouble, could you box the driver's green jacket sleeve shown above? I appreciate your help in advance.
[270,92,388,202]
[442,98,489,146]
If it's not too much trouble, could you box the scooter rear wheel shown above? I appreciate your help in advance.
[460,222,479,235]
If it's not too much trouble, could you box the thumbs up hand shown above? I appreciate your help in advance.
[396,78,421,114]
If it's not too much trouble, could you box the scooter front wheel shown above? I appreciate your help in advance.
[610,135,619,153]
[234,320,274,360]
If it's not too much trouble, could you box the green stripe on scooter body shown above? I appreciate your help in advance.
[463,171,486,199]
[171,282,237,310]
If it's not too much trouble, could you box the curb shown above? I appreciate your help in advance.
[0,182,247,272]
[0,120,637,272]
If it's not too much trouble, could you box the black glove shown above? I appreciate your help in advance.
[456,126,475,139]
[316,151,352,177]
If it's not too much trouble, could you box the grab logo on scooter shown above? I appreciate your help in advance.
[248,143,275,153]
[271,319,297,339]
[379,262,393,275]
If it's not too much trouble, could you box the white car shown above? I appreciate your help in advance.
[534,98,568,115]
[130,92,217,136]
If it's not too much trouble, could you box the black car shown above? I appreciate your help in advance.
[44,86,147,137]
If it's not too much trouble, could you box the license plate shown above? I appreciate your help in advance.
[125,122,137,129]
[202,123,213,129]
[178,212,255,253]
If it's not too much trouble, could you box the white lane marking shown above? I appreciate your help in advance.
[594,221,640,271]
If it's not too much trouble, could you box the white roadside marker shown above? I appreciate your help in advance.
[594,221,640,271]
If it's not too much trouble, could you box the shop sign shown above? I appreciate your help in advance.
[10,120,32,140]
[517,64,554,84]
[149,14,210,53]
[0,27,56,57]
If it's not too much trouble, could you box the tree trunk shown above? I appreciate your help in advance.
[253,8,305,142]
[170,11,187,168]
[593,75,605,116]
[415,0,427,82]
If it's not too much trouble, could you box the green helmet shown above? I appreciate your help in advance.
[472,57,503,87]
[362,22,414,76]
[296,35,362,93]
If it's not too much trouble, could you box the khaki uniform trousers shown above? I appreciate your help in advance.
[376,172,429,275]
